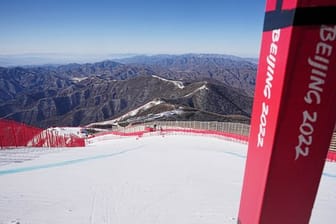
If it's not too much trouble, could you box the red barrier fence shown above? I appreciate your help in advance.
[89,126,336,163]
[0,119,85,148]
[0,119,42,148]
[163,128,249,143]
[89,127,249,144]
[327,151,336,162]
[27,128,85,148]
[1,119,334,164]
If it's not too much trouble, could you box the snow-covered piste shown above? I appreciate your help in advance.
[0,134,335,223]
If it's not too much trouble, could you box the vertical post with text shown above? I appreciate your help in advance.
[238,0,336,223]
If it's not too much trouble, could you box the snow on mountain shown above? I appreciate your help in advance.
[152,75,185,89]
[88,99,166,126]
[124,99,165,117]
[71,77,88,82]
[115,109,185,124]
[0,134,334,223]
[184,83,209,97]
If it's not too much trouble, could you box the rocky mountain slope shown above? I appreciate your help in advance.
[0,54,256,128]
[116,54,257,96]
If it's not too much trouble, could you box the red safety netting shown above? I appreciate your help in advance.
[89,126,336,162]
[327,151,336,162]
[0,119,85,148]
[28,129,85,148]
[89,127,249,144]
[0,119,43,148]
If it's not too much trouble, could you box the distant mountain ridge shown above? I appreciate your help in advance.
[116,54,257,96]
[0,53,137,67]
[0,54,256,128]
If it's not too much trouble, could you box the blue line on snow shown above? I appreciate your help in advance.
[222,151,247,159]
[322,172,336,178]
[0,146,141,176]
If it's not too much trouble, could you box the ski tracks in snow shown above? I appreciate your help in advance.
[89,187,97,224]
[0,148,67,166]
[90,185,119,224]
[88,182,175,224]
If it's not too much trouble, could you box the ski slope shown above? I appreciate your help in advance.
[0,134,335,224]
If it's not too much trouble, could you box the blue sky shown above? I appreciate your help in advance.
[0,0,266,57]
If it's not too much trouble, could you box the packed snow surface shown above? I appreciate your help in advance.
[0,135,335,224]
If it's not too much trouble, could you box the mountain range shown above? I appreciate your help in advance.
[0,54,257,128]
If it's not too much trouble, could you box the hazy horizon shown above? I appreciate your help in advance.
[1,0,265,60]
[0,52,259,67]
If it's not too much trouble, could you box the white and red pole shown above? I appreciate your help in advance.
[238,0,336,223]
